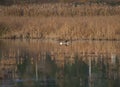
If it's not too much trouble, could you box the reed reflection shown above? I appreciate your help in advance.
[0,40,120,87]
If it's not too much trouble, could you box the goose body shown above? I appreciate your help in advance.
[59,40,71,46]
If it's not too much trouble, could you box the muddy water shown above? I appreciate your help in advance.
[0,39,120,87]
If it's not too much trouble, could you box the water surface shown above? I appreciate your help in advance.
[0,39,120,87]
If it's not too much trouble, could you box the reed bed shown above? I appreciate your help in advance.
[0,16,120,40]
[0,3,120,40]
[0,3,120,17]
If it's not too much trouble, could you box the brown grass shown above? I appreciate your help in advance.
[0,3,120,40]
[0,16,120,40]
[0,3,120,17]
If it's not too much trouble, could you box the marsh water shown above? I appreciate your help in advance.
[0,39,120,87]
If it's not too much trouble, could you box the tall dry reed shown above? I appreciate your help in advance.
[0,3,120,17]
[0,16,120,40]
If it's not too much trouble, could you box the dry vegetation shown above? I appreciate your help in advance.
[0,3,120,16]
[0,3,120,40]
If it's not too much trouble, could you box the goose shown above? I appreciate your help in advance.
[59,40,71,46]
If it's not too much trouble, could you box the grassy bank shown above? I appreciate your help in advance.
[0,3,120,40]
